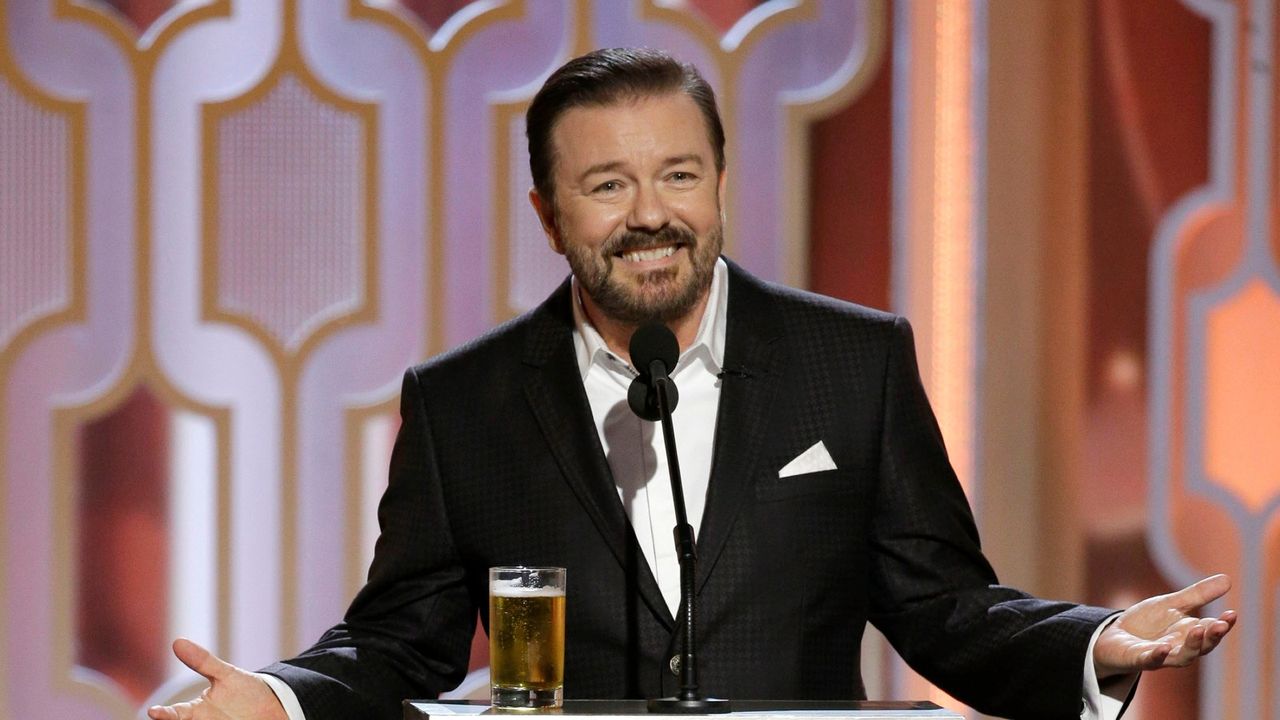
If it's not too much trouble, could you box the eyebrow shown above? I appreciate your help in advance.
[579,160,627,180]
[577,154,706,182]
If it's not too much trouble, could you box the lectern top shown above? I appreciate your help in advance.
[403,700,965,720]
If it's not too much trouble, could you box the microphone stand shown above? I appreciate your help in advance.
[645,362,730,714]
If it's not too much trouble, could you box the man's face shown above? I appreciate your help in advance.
[531,92,726,326]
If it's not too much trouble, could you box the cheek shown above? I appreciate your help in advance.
[559,206,627,245]
[672,188,722,226]
[676,205,722,235]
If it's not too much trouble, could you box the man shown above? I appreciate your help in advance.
[149,48,1234,720]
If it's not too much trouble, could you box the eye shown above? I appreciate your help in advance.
[668,171,697,184]
[592,180,623,194]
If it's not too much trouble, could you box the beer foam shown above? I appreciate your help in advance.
[490,580,565,598]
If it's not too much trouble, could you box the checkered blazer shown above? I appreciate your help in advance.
[261,260,1115,720]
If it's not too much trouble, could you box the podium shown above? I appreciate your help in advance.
[404,700,964,719]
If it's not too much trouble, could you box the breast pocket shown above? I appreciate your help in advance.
[745,468,869,585]
[754,468,856,503]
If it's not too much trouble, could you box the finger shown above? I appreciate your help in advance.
[1201,618,1234,654]
[148,701,195,720]
[1167,574,1231,613]
[1166,619,1226,666]
[1137,643,1172,670]
[1182,623,1208,654]
[172,638,234,683]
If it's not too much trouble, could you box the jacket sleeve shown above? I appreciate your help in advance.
[867,316,1115,720]
[260,368,476,720]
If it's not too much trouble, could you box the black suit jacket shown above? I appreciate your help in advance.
[263,261,1114,720]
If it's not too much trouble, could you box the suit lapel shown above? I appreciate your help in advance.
[695,262,784,592]
[521,282,675,628]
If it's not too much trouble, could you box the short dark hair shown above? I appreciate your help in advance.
[526,47,726,200]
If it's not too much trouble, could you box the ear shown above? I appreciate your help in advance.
[529,187,563,254]
[717,171,728,225]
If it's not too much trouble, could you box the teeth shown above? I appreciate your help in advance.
[621,246,677,262]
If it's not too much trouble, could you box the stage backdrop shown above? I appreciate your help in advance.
[0,1,1272,718]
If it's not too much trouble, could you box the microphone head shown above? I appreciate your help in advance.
[628,375,661,421]
[628,370,680,420]
[629,323,679,377]
[627,323,680,421]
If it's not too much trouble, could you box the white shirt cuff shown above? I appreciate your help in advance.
[257,672,308,720]
[1081,615,1138,720]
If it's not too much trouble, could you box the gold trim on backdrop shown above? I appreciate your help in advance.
[423,0,526,354]
[491,0,592,323]
[55,0,139,50]
[351,0,525,358]
[573,0,593,58]
[200,0,384,653]
[636,0,816,261]
[491,99,522,322]
[493,0,830,319]
[342,398,398,599]
[50,366,232,720]
[57,0,230,51]
[347,1,531,617]
[0,5,90,717]
[640,0,814,58]
[200,12,381,370]
[49,0,239,702]
[780,0,888,288]
[52,407,132,720]
[53,0,234,364]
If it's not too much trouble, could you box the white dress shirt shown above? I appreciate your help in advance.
[262,257,1128,719]
[572,258,728,615]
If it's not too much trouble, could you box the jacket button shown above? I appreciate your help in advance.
[669,655,681,675]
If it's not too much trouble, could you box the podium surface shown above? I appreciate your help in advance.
[404,700,964,719]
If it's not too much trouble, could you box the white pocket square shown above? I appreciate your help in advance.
[778,441,837,478]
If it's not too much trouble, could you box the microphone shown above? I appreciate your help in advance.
[627,323,680,421]
[626,323,729,714]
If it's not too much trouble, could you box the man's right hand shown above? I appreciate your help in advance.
[147,638,288,720]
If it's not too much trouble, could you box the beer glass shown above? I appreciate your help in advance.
[488,566,566,708]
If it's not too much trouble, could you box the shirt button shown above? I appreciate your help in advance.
[669,655,681,675]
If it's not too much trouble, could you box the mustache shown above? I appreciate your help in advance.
[602,226,696,257]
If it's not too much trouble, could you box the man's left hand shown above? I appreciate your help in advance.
[1094,573,1237,680]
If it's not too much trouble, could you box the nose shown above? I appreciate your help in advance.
[627,182,670,232]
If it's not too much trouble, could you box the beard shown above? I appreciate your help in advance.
[564,222,723,326]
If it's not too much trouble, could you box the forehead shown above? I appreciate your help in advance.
[549,93,712,175]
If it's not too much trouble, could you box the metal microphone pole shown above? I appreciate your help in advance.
[642,360,730,714]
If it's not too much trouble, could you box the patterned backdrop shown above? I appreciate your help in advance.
[0,1,1273,718]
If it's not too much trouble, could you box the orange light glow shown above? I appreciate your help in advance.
[1205,279,1280,511]
[931,0,976,497]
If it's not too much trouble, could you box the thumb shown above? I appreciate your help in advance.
[172,637,234,683]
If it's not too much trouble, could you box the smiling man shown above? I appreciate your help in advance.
[149,48,1234,720]
[527,66,726,345]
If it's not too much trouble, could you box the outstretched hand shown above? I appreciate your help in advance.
[1094,574,1237,680]
[147,638,287,720]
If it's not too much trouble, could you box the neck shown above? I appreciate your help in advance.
[579,290,710,366]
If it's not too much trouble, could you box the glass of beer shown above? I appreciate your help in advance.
[489,566,566,709]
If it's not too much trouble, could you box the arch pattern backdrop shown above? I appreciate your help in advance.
[9,1,1279,718]
[1146,0,1280,717]
[0,1,931,718]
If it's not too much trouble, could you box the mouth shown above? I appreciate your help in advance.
[617,244,680,263]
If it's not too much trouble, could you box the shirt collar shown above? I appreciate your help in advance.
[571,257,728,380]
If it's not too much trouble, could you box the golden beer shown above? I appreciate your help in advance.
[489,567,566,708]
